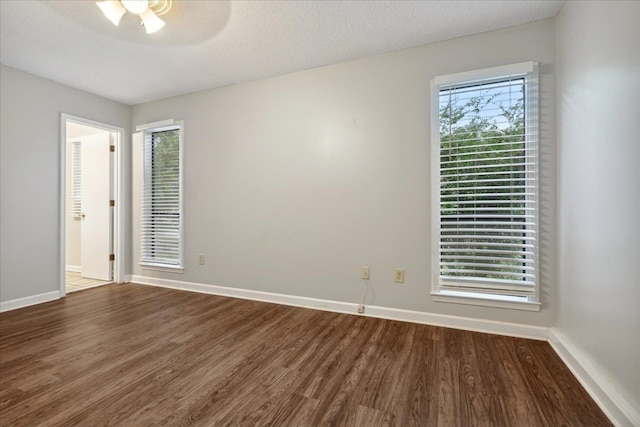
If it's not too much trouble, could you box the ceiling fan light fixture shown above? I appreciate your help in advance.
[140,8,165,34]
[96,0,171,34]
[96,1,127,26]
[121,0,149,15]
[148,0,172,17]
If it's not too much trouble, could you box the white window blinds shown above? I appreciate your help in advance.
[71,141,82,217]
[433,63,538,298]
[141,125,182,267]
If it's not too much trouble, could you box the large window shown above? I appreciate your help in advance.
[141,123,183,268]
[431,63,539,306]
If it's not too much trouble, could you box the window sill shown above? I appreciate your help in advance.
[140,263,184,274]
[431,290,541,312]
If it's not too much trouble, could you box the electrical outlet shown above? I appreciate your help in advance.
[198,254,205,265]
[361,266,370,280]
[357,304,365,314]
[394,268,405,283]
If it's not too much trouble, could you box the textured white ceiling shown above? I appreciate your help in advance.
[0,0,563,105]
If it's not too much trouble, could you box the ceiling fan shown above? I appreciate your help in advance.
[96,0,172,34]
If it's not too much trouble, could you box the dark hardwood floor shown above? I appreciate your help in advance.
[0,284,611,426]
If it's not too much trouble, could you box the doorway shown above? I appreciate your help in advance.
[60,115,124,296]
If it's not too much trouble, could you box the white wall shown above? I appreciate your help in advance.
[132,19,556,326]
[0,65,130,302]
[556,0,640,421]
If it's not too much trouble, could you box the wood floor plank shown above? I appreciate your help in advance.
[396,324,439,426]
[0,283,612,426]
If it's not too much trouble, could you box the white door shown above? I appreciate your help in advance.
[80,133,112,280]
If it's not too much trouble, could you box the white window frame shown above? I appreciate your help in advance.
[138,119,184,271]
[430,62,541,311]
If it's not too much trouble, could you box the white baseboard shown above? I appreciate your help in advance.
[65,265,81,273]
[548,328,639,427]
[131,275,355,315]
[365,305,548,340]
[0,290,61,313]
[130,275,549,341]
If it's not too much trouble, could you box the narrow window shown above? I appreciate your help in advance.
[71,140,82,217]
[141,124,183,268]
[432,63,539,302]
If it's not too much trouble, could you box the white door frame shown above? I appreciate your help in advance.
[59,113,125,297]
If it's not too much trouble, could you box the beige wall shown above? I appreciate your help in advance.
[132,19,557,327]
[556,0,640,420]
